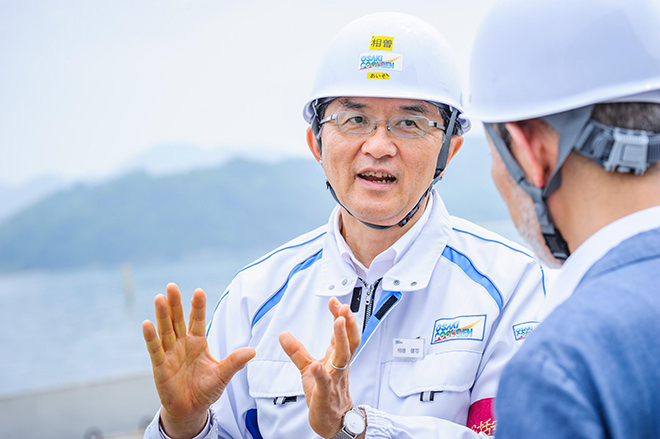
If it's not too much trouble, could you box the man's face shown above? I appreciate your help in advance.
[487,137,560,268]
[315,96,453,227]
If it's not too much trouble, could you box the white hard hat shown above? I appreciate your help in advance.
[467,0,660,122]
[303,12,470,132]
[467,0,660,263]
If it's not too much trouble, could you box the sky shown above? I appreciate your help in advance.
[0,0,494,186]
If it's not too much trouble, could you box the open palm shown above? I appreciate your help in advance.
[142,283,255,438]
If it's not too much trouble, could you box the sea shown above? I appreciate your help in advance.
[0,249,268,397]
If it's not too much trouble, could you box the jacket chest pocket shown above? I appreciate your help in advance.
[386,351,481,419]
[246,359,312,437]
[247,359,304,399]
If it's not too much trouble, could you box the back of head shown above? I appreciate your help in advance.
[467,0,660,262]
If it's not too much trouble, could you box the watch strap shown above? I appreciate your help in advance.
[331,428,356,439]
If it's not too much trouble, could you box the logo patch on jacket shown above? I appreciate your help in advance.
[431,314,486,344]
[512,321,539,341]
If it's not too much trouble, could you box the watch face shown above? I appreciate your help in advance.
[344,409,366,435]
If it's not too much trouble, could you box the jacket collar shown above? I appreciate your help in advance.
[543,205,660,317]
[316,190,451,297]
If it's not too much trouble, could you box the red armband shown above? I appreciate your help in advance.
[467,398,496,435]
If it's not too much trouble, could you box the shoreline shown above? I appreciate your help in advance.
[0,371,160,439]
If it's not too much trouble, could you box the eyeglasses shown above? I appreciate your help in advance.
[319,110,446,138]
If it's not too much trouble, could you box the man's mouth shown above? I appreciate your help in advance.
[358,171,396,184]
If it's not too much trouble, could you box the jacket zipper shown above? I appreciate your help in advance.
[360,278,382,332]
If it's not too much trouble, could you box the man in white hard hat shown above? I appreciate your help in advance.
[142,12,546,439]
[468,0,660,437]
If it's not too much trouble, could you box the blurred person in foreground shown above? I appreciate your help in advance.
[142,12,546,439]
[468,0,660,437]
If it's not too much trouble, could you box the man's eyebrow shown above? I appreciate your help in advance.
[337,99,432,114]
[399,104,429,115]
[338,98,368,110]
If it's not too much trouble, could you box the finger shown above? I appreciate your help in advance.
[166,283,187,338]
[217,347,256,387]
[328,297,342,319]
[328,300,359,351]
[142,320,166,368]
[279,331,315,372]
[310,360,333,397]
[154,294,176,350]
[188,288,207,336]
[330,316,351,373]
[339,304,361,354]
[310,361,353,435]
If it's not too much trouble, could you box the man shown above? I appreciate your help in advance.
[142,12,545,439]
[467,0,660,437]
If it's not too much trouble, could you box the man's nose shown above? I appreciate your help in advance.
[362,121,397,159]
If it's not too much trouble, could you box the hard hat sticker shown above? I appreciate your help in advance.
[370,36,394,51]
[359,53,403,72]
[367,72,390,80]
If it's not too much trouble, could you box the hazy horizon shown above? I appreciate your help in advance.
[1,0,494,186]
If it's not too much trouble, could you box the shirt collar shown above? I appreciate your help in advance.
[318,190,451,296]
[543,205,660,317]
[333,194,433,281]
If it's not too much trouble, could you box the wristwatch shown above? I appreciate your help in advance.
[331,407,366,439]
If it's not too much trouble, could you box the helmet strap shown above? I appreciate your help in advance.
[325,181,431,230]
[484,122,568,260]
[311,98,337,157]
[434,107,459,181]
[483,105,594,263]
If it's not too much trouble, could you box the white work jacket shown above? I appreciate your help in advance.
[146,191,546,439]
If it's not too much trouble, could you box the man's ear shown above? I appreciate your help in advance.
[437,135,464,178]
[446,135,463,164]
[504,120,556,188]
[306,127,321,162]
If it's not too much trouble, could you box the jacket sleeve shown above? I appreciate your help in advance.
[363,405,492,439]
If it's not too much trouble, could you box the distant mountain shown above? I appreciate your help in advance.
[0,144,295,223]
[0,158,333,271]
[0,175,70,221]
[436,133,511,223]
[117,143,291,177]
[0,138,514,272]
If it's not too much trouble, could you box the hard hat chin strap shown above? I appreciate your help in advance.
[484,106,594,263]
[311,98,335,157]
[485,123,570,262]
[434,107,459,180]
[317,106,460,230]
[325,181,431,230]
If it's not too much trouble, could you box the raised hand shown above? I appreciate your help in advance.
[142,283,256,438]
[279,297,362,438]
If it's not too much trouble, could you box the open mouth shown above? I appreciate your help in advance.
[358,171,397,184]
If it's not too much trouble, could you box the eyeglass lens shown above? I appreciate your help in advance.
[335,111,431,138]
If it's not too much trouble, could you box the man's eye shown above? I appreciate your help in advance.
[348,116,366,124]
[397,118,421,128]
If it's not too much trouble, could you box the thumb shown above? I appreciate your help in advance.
[218,347,256,385]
